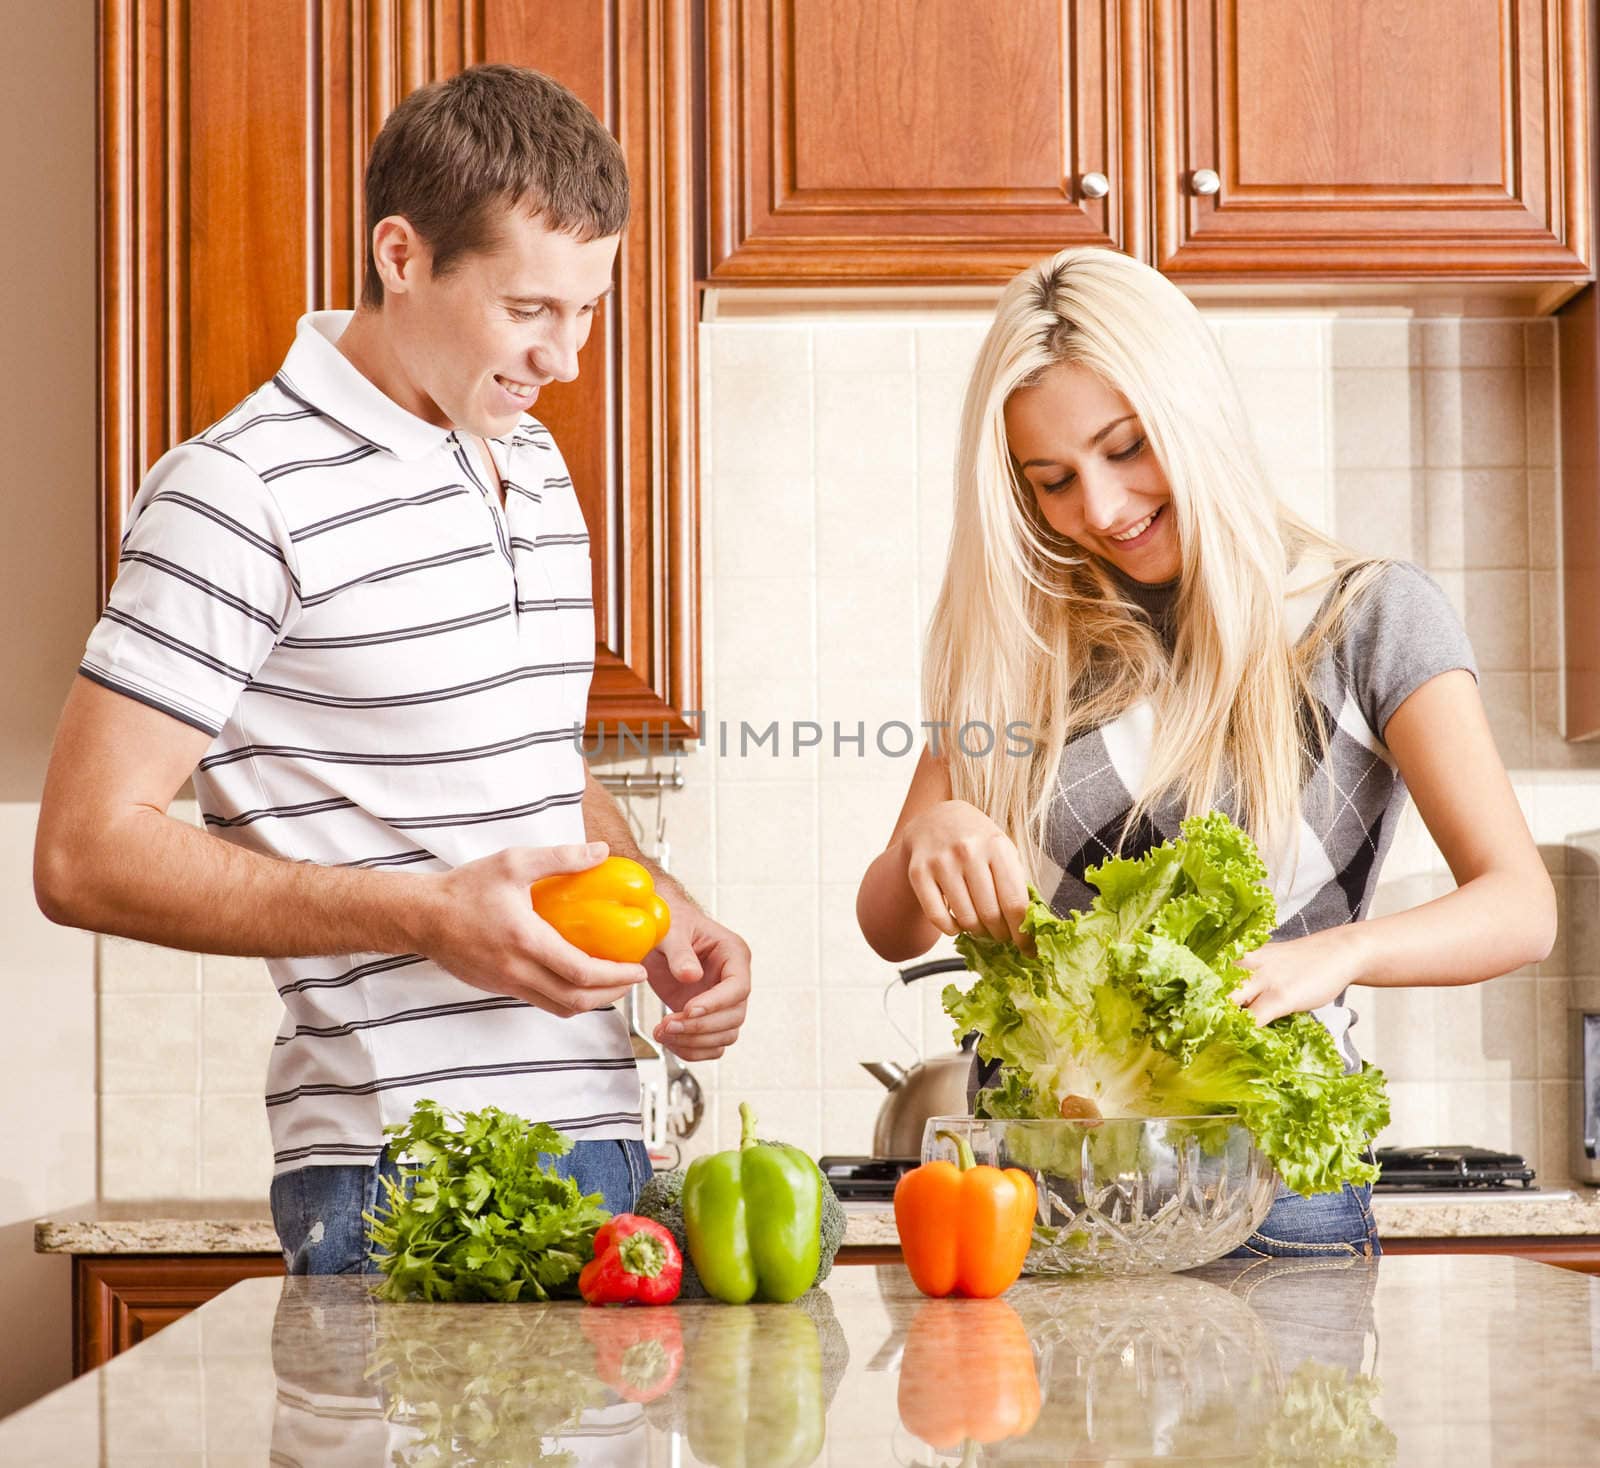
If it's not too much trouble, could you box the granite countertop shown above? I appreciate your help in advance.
[4,1255,1599,1463]
[35,1183,1600,1255]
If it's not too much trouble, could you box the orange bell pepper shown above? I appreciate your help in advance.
[894,1129,1036,1298]
[898,1297,1041,1448]
[530,855,671,964]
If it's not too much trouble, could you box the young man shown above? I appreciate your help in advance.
[34,64,749,1272]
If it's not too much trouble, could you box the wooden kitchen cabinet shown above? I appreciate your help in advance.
[1379,1236,1600,1274]
[705,0,1592,294]
[100,0,700,739]
[704,0,1145,279]
[1154,0,1592,291]
[73,1254,285,1375]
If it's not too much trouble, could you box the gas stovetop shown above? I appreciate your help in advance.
[818,1155,918,1202]
[1371,1145,1537,1191]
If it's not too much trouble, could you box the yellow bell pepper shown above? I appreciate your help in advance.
[530,856,671,963]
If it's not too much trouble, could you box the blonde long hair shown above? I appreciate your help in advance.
[924,247,1383,878]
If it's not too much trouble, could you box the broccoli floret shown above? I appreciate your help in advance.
[634,1155,846,1292]
[814,1172,846,1285]
[633,1167,709,1299]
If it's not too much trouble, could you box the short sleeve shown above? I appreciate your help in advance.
[79,440,301,735]
[1341,561,1478,739]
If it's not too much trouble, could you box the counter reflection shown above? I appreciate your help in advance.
[266,1257,1392,1466]
[269,1281,849,1466]
[893,1257,1395,1465]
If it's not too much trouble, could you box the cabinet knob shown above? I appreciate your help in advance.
[1191,168,1221,196]
[1079,171,1110,200]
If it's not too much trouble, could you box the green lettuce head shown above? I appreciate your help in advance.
[943,813,1390,1197]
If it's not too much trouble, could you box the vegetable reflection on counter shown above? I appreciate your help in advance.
[349,1292,845,1467]
[365,1101,610,1303]
[578,1307,684,1403]
[894,1129,1036,1298]
[998,1269,1396,1468]
[686,1309,826,1468]
[369,1303,607,1466]
[946,811,1391,1197]
[643,1291,849,1468]
[897,1298,1041,1452]
[1258,1362,1397,1467]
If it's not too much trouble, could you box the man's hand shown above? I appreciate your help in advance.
[643,904,752,1061]
[418,841,648,1018]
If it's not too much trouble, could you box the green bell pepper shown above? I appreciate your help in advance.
[682,1102,822,1304]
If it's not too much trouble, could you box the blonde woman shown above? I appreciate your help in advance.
[856,246,1555,1257]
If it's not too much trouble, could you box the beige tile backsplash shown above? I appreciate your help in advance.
[97,306,1600,1199]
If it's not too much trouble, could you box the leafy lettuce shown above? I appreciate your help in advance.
[945,812,1390,1196]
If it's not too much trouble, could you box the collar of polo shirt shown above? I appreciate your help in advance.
[277,310,492,463]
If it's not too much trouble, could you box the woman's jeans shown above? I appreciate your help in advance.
[270,1138,655,1275]
[1225,1177,1381,1259]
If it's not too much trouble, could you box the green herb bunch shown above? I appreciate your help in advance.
[365,1100,611,1302]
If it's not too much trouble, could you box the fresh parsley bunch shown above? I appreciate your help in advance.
[365,1100,611,1302]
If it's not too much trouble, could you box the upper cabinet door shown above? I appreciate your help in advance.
[1153,0,1593,282]
[99,0,699,739]
[705,0,1145,280]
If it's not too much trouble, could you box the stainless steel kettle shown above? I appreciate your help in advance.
[861,958,976,1157]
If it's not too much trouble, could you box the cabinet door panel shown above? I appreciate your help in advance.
[100,0,699,739]
[1155,0,1592,278]
[707,0,1143,278]
[73,1254,285,1375]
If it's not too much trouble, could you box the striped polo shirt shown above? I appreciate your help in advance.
[81,309,642,1174]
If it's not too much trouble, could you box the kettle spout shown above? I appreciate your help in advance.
[861,1059,909,1090]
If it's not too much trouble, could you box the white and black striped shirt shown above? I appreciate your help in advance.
[81,310,641,1174]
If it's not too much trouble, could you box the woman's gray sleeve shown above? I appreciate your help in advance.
[1343,561,1479,739]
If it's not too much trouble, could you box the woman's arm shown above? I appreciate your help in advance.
[856,747,1032,961]
[1233,668,1556,1025]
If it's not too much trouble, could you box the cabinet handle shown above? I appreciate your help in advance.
[1191,168,1221,196]
[1079,172,1110,200]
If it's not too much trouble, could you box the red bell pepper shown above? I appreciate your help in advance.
[578,1213,683,1306]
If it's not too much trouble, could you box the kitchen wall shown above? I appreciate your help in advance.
[93,302,1598,1198]
[0,1,100,1418]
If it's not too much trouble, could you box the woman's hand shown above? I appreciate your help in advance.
[897,800,1031,946]
[1231,925,1370,1027]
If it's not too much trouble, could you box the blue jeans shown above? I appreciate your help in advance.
[270,1138,655,1275]
[1226,1179,1381,1260]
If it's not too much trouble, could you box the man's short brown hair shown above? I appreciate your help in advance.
[360,63,630,308]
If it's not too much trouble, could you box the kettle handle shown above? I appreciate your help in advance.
[896,957,968,985]
[893,957,979,1055]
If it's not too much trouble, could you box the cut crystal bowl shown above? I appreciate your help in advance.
[920,1114,1279,1275]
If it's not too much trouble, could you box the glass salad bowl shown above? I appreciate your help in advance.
[920,1115,1278,1275]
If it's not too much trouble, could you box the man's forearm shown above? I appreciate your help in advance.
[38,806,436,958]
[580,771,701,912]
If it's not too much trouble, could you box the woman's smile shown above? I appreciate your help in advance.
[1107,505,1163,545]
